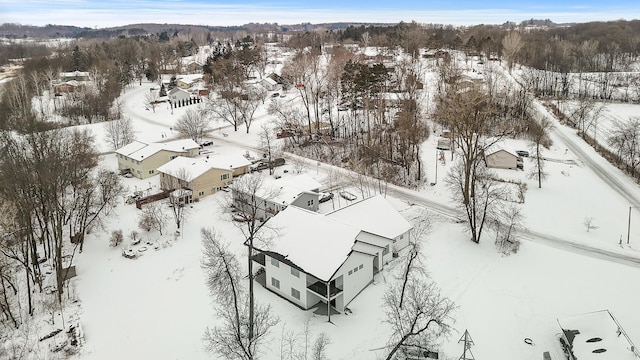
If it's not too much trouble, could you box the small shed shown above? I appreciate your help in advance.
[485,146,518,170]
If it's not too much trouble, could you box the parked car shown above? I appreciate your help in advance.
[250,162,269,172]
[319,192,334,203]
[271,92,280,97]
[269,157,286,167]
[516,150,529,157]
[339,191,357,201]
[276,131,294,139]
[201,140,213,146]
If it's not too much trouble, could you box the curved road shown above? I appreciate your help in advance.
[122,80,640,269]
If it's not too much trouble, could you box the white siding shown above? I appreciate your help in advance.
[264,254,308,308]
[393,230,410,252]
[333,251,374,309]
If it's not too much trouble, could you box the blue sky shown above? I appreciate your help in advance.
[0,0,638,28]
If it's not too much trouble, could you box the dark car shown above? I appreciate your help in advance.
[276,131,294,139]
[319,192,334,203]
[516,150,529,157]
[201,140,213,146]
[250,162,269,172]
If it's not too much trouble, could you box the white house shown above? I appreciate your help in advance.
[232,173,323,220]
[253,195,412,318]
[168,87,192,103]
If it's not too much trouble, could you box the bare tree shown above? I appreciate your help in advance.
[608,117,640,177]
[446,161,506,244]
[104,116,136,150]
[241,96,261,134]
[528,117,552,188]
[383,279,455,360]
[174,107,211,144]
[138,201,170,235]
[492,205,524,255]
[398,214,433,308]
[501,31,524,73]
[144,90,160,113]
[201,228,278,360]
[258,123,279,175]
[0,128,117,304]
[228,174,281,345]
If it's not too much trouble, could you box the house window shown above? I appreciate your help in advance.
[359,264,363,270]
[149,170,154,174]
[353,266,358,273]
[198,191,205,196]
[221,173,229,180]
[291,288,300,300]
[271,277,280,289]
[171,155,177,160]
[307,199,314,206]
[383,245,390,255]
[399,234,404,239]
[271,258,279,267]
[291,268,300,278]
[348,270,353,276]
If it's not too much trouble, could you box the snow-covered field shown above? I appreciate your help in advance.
[21,49,640,360]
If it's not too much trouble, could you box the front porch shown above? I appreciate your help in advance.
[307,280,343,298]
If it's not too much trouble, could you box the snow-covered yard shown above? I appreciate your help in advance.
[16,50,640,360]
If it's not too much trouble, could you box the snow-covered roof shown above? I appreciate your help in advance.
[271,173,323,205]
[206,153,251,170]
[60,71,90,79]
[265,206,361,281]
[327,195,412,239]
[115,140,148,157]
[264,194,410,281]
[557,310,639,360]
[485,142,518,157]
[157,156,230,181]
[177,74,203,85]
[168,87,190,96]
[239,173,323,205]
[115,139,199,160]
[261,77,277,86]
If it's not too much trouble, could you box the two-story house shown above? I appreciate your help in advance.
[252,195,412,319]
[115,139,200,179]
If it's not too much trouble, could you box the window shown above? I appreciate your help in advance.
[359,264,363,270]
[353,266,358,273]
[198,191,205,196]
[291,288,300,300]
[383,245,390,255]
[348,270,353,276]
[170,155,177,160]
[271,258,279,267]
[149,170,154,174]
[400,234,404,239]
[291,268,300,278]
[307,199,314,206]
[271,277,280,289]
[221,173,229,180]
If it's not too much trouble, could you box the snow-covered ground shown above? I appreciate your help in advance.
[45,53,640,360]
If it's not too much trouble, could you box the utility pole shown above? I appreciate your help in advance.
[628,206,632,245]
[458,329,475,360]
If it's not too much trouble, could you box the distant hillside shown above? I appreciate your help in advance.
[0,23,90,38]
[1,21,396,39]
